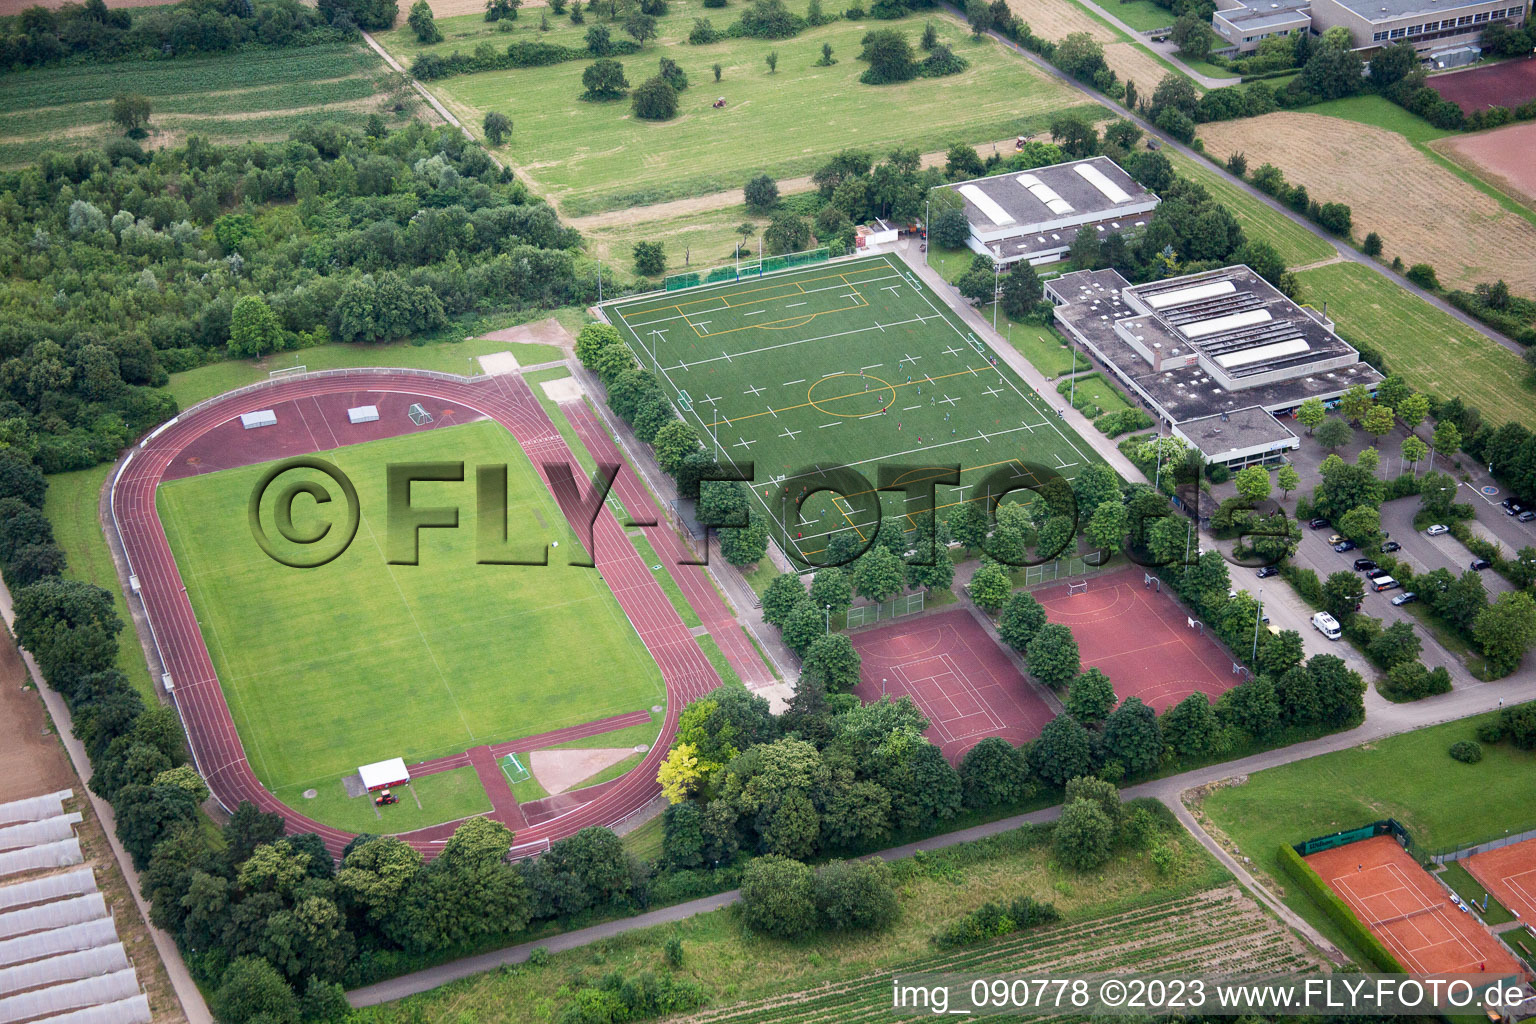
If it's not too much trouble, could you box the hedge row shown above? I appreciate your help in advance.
[1276,842,1406,972]
[410,37,640,79]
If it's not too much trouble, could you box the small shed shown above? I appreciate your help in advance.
[357,758,410,792]
[239,410,277,430]
[347,405,380,425]
[1429,45,1480,69]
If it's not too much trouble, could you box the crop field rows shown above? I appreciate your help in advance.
[673,887,1320,1024]
[0,43,410,167]
[602,255,1101,563]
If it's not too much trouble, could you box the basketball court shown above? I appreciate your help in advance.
[850,608,1054,763]
[1308,836,1523,976]
[1466,838,1536,925]
[1035,566,1236,713]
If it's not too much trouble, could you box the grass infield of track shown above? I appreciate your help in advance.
[156,418,665,796]
[600,255,1103,563]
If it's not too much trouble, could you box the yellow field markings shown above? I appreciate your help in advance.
[706,365,990,430]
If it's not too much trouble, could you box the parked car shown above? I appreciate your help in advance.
[1255,565,1279,579]
[1470,558,1492,571]
[1370,575,1399,592]
[1334,539,1357,552]
[1327,534,1345,545]
[1353,558,1379,573]
[1520,510,1535,523]
[1391,592,1418,606]
[1308,518,1330,530]
[1380,540,1401,553]
[1426,524,1450,536]
[1506,502,1525,516]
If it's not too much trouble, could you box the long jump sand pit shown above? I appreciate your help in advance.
[1434,121,1536,207]
[1196,112,1536,294]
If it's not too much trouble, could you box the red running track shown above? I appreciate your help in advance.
[111,370,720,860]
[561,399,774,688]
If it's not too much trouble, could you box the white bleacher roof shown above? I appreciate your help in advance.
[0,894,107,941]
[239,409,277,429]
[31,994,151,1024]
[1073,161,1133,204]
[0,968,139,1024]
[358,758,410,791]
[0,793,72,828]
[0,945,129,997]
[0,840,82,881]
[0,815,82,854]
[0,920,117,968]
[0,871,96,913]
[347,405,380,424]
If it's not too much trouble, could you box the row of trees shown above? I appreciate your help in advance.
[574,322,769,566]
[0,123,593,474]
[0,0,354,70]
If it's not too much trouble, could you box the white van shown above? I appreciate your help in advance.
[1311,611,1342,640]
[1370,575,1399,592]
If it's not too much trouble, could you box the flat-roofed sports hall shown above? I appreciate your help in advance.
[598,254,1102,563]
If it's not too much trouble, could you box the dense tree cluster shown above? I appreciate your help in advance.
[0,0,354,70]
[0,124,592,474]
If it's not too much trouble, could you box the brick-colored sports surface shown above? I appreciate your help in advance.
[1036,566,1238,713]
[1465,838,1536,926]
[1308,836,1523,976]
[850,608,1054,763]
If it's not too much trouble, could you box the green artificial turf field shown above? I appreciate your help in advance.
[157,419,665,795]
[601,254,1101,563]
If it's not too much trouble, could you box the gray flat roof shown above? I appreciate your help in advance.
[1178,408,1299,459]
[1321,0,1502,21]
[943,157,1158,235]
[1217,8,1312,27]
[1046,267,1384,426]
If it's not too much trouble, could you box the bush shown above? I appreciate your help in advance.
[1276,843,1404,971]
[813,858,898,931]
[931,895,1059,949]
[631,75,678,120]
[1406,263,1439,290]
[1449,740,1483,764]
[739,855,816,937]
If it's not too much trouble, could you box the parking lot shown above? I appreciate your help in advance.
[1376,499,1515,597]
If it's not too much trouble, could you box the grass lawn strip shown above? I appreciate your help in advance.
[1164,150,1336,269]
[393,5,1097,216]
[157,418,664,791]
[1438,861,1517,926]
[1293,261,1536,430]
[1196,708,1536,959]
[274,764,491,835]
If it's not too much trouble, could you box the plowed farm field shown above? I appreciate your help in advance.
[1196,111,1536,294]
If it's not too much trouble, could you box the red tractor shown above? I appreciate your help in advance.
[375,789,400,806]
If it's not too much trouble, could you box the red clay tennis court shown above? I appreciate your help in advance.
[850,608,1054,763]
[1035,566,1237,713]
[1308,836,1523,976]
[1466,838,1536,925]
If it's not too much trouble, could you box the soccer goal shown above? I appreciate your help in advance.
[268,364,307,379]
[407,403,433,426]
[1066,580,1089,596]
[501,753,530,785]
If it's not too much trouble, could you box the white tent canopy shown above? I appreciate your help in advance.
[239,409,277,430]
[0,870,96,913]
[0,792,72,828]
[31,994,151,1024]
[0,920,117,968]
[0,840,82,880]
[0,968,139,1024]
[357,758,410,792]
[0,944,129,997]
[0,815,82,854]
[347,405,379,424]
[0,894,107,941]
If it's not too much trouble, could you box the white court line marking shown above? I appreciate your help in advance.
[744,309,766,317]
[784,378,805,385]
[819,422,841,428]
[786,302,807,308]
[744,384,766,397]
[780,428,801,439]
[903,405,921,411]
